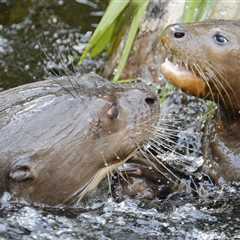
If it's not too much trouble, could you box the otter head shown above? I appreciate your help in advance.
[4,75,159,205]
[160,20,240,112]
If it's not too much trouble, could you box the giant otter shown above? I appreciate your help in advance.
[0,73,160,205]
[159,20,240,182]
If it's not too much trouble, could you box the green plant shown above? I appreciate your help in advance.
[182,0,216,22]
[80,0,150,82]
[80,0,216,83]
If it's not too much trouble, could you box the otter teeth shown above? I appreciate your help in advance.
[163,58,182,71]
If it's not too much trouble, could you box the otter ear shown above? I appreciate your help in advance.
[9,157,35,182]
[107,103,119,119]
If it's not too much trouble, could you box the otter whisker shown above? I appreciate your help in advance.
[153,122,182,129]
[40,44,78,98]
[208,68,230,110]
[142,147,182,183]
[58,50,84,97]
[157,118,183,123]
[149,129,179,141]
[152,127,181,135]
[147,141,193,165]
[217,74,237,109]
[117,168,131,185]
[152,132,178,142]
[58,54,80,97]
[203,61,232,110]
[138,146,179,185]
[149,132,202,155]
[206,61,236,111]
[141,146,202,196]
[194,62,215,103]
[145,125,202,155]
[155,121,183,127]
[195,60,230,111]
[74,152,136,205]
[144,139,199,168]
[101,153,113,198]
[52,76,76,98]
[158,113,184,118]
[147,136,189,159]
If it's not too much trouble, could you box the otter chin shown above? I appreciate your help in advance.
[159,20,240,183]
[160,58,207,97]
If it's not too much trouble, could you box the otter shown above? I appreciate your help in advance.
[159,20,240,182]
[0,73,159,205]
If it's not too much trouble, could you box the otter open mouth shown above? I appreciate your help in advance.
[160,58,207,97]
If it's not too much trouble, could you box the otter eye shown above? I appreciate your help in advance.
[174,31,185,39]
[213,33,229,46]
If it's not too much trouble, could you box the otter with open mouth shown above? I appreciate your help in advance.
[0,73,159,206]
[160,20,240,182]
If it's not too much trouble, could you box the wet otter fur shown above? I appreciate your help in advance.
[160,20,240,182]
[0,73,159,205]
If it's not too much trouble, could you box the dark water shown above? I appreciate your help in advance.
[0,0,107,90]
[0,1,240,239]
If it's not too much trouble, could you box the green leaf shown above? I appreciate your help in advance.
[183,0,216,23]
[79,0,130,63]
[196,0,216,21]
[183,0,201,22]
[113,0,150,82]
[90,20,116,58]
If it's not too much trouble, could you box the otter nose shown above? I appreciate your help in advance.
[143,92,159,114]
[170,24,186,39]
[145,96,157,106]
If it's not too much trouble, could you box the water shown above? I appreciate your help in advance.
[0,0,107,89]
[0,1,239,239]
[1,186,240,239]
